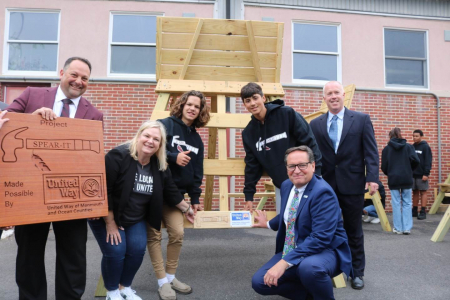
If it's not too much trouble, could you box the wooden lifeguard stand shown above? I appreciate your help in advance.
[150,17,285,225]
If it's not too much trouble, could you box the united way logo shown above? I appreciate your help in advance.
[82,178,100,197]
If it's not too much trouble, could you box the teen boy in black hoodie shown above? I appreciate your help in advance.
[241,83,322,212]
[148,90,210,299]
[412,129,433,220]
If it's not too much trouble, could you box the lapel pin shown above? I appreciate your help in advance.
[303,195,308,198]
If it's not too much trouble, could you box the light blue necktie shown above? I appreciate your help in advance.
[328,115,338,151]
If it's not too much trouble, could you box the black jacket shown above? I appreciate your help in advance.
[381,138,420,190]
[105,144,183,230]
[159,116,204,204]
[242,100,322,200]
[412,141,432,178]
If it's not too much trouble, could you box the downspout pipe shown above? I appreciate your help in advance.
[283,84,442,183]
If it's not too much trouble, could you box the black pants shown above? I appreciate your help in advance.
[335,189,365,277]
[15,219,87,300]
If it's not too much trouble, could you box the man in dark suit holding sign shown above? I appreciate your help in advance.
[7,57,103,300]
[310,81,379,290]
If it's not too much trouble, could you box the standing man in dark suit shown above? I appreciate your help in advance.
[7,57,103,300]
[251,146,352,299]
[310,81,379,290]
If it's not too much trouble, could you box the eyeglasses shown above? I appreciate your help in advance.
[286,163,311,171]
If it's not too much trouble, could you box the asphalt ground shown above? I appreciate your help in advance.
[1,213,449,300]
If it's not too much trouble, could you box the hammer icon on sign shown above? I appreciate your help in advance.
[1,127,100,163]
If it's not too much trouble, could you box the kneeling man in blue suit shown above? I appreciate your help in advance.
[252,146,352,300]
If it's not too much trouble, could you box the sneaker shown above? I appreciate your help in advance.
[170,278,192,294]
[403,230,411,235]
[412,206,418,217]
[106,289,124,300]
[418,209,426,220]
[363,216,375,223]
[158,283,176,300]
[393,228,403,234]
[120,287,142,300]
[370,218,380,224]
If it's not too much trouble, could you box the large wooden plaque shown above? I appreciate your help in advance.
[0,113,107,227]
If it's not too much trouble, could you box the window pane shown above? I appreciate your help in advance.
[293,53,337,81]
[110,46,155,74]
[386,59,425,86]
[9,12,59,41]
[8,43,58,71]
[385,29,426,58]
[112,15,156,43]
[294,23,337,52]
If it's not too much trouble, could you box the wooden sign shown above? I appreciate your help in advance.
[0,113,107,227]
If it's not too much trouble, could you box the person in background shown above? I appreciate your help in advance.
[89,120,194,300]
[363,181,386,224]
[381,127,419,235]
[149,90,210,300]
[412,129,432,220]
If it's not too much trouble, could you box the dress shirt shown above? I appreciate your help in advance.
[267,183,308,229]
[327,107,345,152]
[53,86,81,118]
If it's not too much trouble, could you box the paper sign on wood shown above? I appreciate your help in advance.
[0,113,108,227]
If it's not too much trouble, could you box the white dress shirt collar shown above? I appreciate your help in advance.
[55,86,81,109]
[327,107,345,123]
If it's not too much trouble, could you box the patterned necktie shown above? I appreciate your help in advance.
[328,115,338,151]
[60,99,73,118]
[282,189,300,258]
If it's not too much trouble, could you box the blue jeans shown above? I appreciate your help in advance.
[391,189,413,232]
[88,219,147,291]
[364,205,378,218]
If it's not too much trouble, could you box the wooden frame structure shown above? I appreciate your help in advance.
[430,174,450,242]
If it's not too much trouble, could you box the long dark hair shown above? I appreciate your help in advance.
[170,90,210,128]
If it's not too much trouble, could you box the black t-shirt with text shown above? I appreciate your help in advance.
[121,163,153,226]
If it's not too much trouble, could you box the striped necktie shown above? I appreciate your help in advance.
[60,99,73,118]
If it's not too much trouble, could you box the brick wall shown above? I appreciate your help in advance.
[4,82,447,212]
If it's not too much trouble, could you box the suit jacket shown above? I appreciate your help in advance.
[268,175,352,277]
[7,87,103,121]
[310,108,379,195]
[105,144,183,230]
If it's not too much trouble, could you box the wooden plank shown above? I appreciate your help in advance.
[204,158,245,176]
[246,21,263,82]
[161,49,277,68]
[155,79,285,97]
[193,211,278,229]
[275,23,284,83]
[156,17,163,80]
[332,274,346,288]
[217,95,228,211]
[179,19,204,80]
[160,65,275,82]
[94,275,107,297]
[431,205,450,242]
[153,93,171,112]
[161,17,279,37]
[371,191,392,232]
[204,96,217,211]
[161,33,277,52]
[184,192,275,199]
[430,173,450,214]
[151,111,251,129]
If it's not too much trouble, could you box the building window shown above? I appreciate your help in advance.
[292,23,340,83]
[4,10,60,74]
[109,13,158,77]
[384,29,428,88]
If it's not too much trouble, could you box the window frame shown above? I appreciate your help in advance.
[3,8,61,76]
[291,21,341,85]
[383,27,430,90]
[107,11,163,79]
